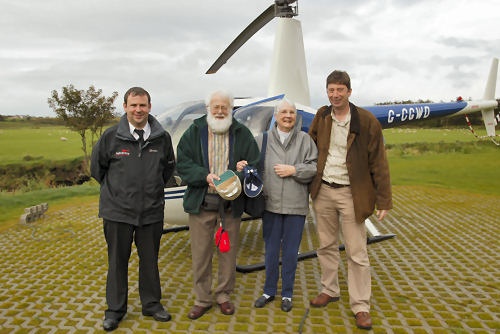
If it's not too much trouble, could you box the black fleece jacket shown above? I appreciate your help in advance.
[91,114,175,226]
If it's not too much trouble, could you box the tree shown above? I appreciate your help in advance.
[48,84,118,171]
[84,85,120,148]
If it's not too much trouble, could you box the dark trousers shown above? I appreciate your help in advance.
[103,219,164,320]
[262,211,305,298]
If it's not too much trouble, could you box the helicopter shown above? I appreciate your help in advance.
[155,0,499,272]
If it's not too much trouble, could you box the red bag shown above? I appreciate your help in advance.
[215,226,230,253]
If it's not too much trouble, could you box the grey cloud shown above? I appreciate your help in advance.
[425,55,479,68]
[390,0,430,8]
[1,0,498,116]
[439,37,481,49]
[439,36,500,55]
[423,55,489,90]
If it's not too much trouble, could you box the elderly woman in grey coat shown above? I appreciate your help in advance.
[254,98,318,312]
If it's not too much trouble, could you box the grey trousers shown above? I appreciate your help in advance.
[188,209,241,307]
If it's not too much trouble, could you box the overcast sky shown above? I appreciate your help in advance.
[1,0,499,117]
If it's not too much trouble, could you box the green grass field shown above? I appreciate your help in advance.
[0,183,100,232]
[0,122,499,228]
[383,127,488,144]
[383,128,500,196]
[0,123,102,226]
[0,126,95,165]
[0,125,489,163]
[388,144,499,195]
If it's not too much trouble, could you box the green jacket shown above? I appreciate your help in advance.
[176,115,260,217]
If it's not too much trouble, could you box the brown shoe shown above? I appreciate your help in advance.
[218,301,235,315]
[310,293,340,307]
[355,312,372,330]
[187,305,212,320]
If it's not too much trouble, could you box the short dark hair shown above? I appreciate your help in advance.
[326,70,351,90]
[124,87,151,105]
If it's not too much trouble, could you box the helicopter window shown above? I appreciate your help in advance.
[157,101,206,145]
[156,100,302,188]
[233,106,274,137]
[156,101,208,189]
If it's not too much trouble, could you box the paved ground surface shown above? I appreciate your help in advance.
[0,185,499,334]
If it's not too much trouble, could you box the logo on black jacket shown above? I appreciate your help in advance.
[115,149,130,156]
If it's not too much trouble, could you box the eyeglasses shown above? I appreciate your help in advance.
[211,105,229,112]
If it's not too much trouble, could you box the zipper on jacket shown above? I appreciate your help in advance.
[138,140,150,158]
[280,147,285,212]
[200,138,207,169]
[138,141,147,225]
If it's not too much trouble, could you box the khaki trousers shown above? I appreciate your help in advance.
[312,183,371,314]
[188,208,240,307]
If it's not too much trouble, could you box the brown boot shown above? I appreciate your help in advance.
[355,312,372,330]
[309,293,339,307]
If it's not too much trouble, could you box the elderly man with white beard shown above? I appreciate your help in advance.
[176,90,260,320]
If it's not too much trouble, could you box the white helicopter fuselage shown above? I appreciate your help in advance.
[158,11,498,227]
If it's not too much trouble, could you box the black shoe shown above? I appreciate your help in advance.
[142,309,172,322]
[103,318,119,331]
[254,295,275,308]
[281,299,293,312]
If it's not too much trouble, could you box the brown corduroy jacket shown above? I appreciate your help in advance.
[308,102,392,223]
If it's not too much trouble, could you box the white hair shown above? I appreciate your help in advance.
[205,89,234,110]
[275,97,297,115]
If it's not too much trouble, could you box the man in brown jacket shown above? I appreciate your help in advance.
[308,70,392,330]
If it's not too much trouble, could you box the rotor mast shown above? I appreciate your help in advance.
[206,1,310,106]
[268,1,310,106]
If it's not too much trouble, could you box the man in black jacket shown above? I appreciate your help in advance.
[91,87,176,331]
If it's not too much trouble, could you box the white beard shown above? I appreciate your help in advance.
[207,112,232,134]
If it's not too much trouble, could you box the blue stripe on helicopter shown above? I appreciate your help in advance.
[165,189,186,200]
[299,110,314,132]
[165,195,184,199]
[363,101,467,128]
[233,94,285,113]
[165,189,185,194]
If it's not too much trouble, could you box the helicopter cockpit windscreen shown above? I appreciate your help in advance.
[156,100,207,187]
[156,100,205,147]
[233,105,274,137]
[233,102,303,137]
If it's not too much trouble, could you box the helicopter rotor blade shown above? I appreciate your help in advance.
[206,4,275,74]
